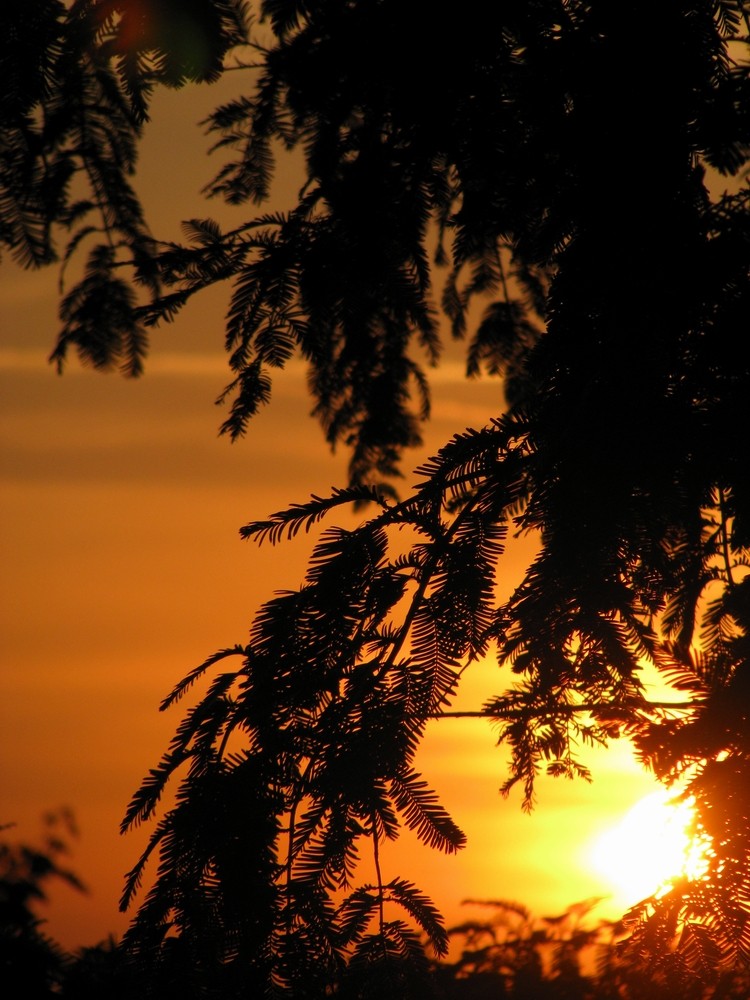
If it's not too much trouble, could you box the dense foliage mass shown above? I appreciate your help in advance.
[5,0,750,996]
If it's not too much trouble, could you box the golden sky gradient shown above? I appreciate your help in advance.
[1,76,672,952]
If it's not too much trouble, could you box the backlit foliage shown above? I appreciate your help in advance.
[6,0,750,995]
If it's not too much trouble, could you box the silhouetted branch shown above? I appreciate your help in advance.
[431,701,699,720]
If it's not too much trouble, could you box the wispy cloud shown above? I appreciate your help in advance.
[0,348,230,376]
[0,347,495,385]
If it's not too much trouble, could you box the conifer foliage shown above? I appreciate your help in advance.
[6,0,750,995]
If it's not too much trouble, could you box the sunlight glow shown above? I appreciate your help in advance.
[588,790,710,907]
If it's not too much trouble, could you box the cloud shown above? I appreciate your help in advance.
[0,347,502,385]
[0,347,231,376]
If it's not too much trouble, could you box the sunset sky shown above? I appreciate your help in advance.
[1,74,673,952]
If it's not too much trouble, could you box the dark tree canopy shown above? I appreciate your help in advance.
[5,0,750,996]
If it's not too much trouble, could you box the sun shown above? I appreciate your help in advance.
[587,789,709,908]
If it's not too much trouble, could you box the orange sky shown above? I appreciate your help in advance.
[1,75,669,952]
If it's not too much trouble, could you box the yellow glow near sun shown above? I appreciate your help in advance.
[588,789,709,907]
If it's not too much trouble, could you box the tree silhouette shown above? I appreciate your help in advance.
[1,0,245,372]
[436,899,750,998]
[5,0,750,996]
[0,811,85,999]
